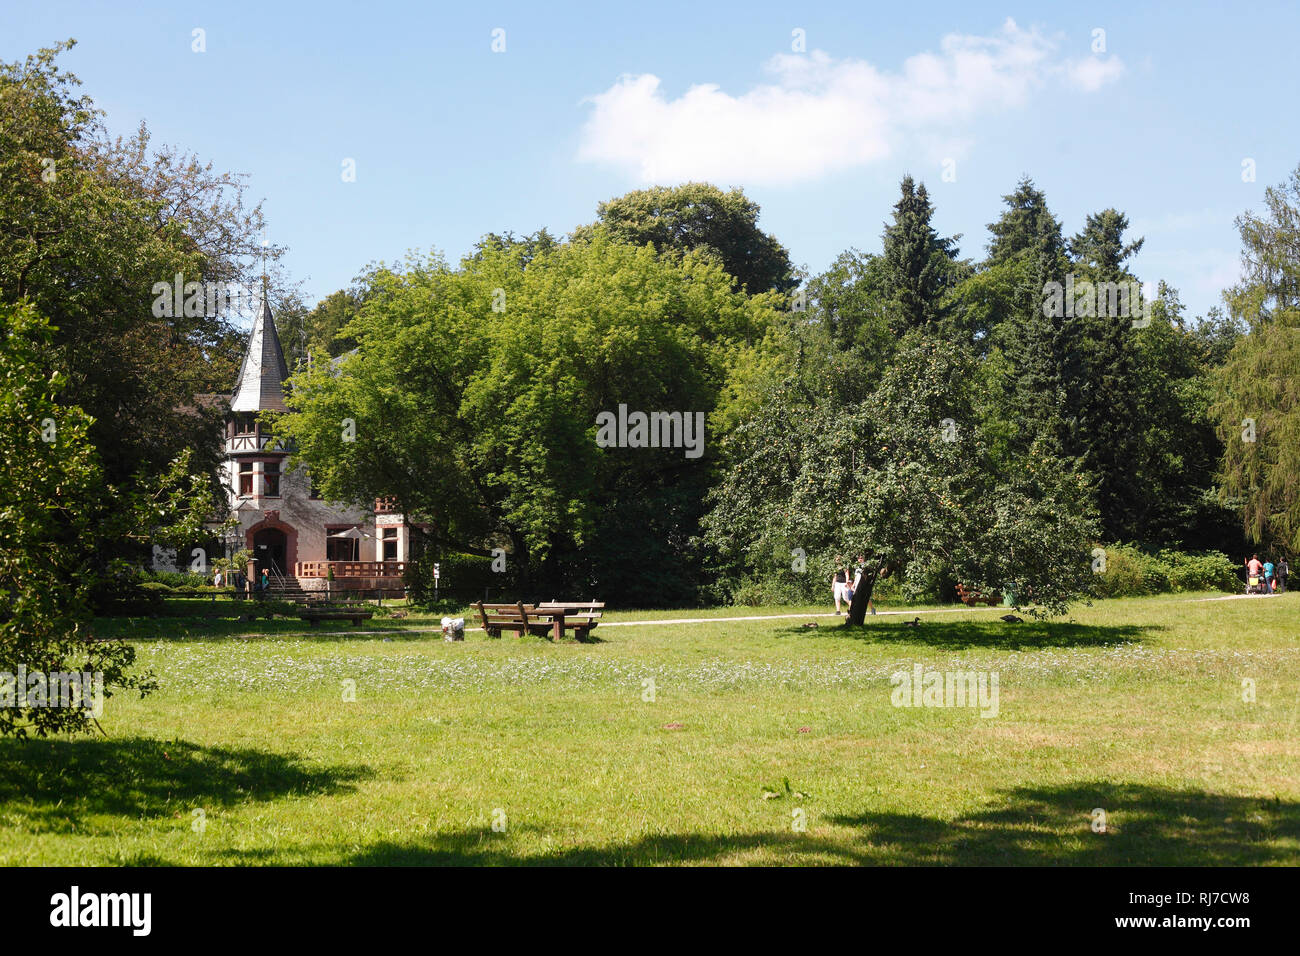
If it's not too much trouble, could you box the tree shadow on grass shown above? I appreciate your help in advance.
[780,619,1152,650]
[97,617,443,644]
[0,737,371,834]
[340,829,823,866]
[827,781,1300,865]
[325,782,1299,866]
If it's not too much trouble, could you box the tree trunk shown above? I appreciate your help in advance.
[510,530,531,593]
[846,555,885,626]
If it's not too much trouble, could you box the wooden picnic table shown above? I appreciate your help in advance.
[476,601,604,642]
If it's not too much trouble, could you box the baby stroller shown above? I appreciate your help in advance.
[1246,574,1267,595]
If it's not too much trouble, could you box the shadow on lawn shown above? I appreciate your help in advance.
[826,781,1300,866]
[95,617,437,644]
[329,782,1299,866]
[782,619,1152,650]
[0,737,371,834]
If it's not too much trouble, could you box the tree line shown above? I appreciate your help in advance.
[283,171,1293,611]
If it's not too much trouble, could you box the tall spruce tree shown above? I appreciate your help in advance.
[1063,209,1147,541]
[881,176,962,333]
[982,179,1072,457]
[986,177,1066,268]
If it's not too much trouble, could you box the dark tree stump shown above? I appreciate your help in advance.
[846,555,886,626]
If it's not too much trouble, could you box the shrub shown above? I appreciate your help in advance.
[1091,545,1163,598]
[1092,544,1238,597]
[731,581,779,607]
[1156,549,1239,593]
[140,569,208,589]
[406,548,509,606]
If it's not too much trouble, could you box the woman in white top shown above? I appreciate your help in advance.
[832,557,849,614]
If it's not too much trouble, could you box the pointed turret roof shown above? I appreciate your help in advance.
[230,291,290,413]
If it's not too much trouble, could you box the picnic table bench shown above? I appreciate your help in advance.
[298,608,375,627]
[475,601,604,642]
[955,583,1003,607]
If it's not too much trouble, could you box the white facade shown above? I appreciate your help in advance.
[215,296,410,587]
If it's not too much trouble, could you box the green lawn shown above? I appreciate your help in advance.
[3,593,1298,865]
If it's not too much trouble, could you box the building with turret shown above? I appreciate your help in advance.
[213,294,410,592]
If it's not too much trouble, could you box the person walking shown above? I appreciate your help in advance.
[1246,554,1263,594]
[1264,558,1276,595]
[832,557,849,615]
[1278,557,1289,594]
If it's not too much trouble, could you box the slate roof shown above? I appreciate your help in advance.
[230,294,290,413]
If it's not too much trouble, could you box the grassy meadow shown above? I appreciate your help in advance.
[3,593,1298,865]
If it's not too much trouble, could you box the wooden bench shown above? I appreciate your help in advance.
[955,583,1003,607]
[298,609,375,627]
[476,601,605,641]
[475,602,548,639]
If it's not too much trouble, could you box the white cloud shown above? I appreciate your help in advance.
[1066,55,1126,92]
[578,19,1124,185]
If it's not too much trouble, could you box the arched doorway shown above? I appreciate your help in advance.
[252,527,287,576]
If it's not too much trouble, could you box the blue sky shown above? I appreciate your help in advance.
[5,0,1299,319]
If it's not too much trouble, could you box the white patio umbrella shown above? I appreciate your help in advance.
[327,527,367,539]
[326,525,370,566]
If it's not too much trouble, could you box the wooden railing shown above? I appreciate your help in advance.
[296,560,406,578]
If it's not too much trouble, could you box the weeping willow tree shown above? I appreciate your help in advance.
[1213,163,1300,553]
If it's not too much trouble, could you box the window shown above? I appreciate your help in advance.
[263,461,281,498]
[234,413,255,436]
[382,527,398,561]
[238,462,254,497]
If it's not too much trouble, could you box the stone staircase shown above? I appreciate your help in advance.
[266,574,312,604]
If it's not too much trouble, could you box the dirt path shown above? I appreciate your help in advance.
[232,592,1285,639]
[596,605,1004,628]
[295,604,1006,637]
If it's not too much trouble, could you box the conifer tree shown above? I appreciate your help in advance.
[881,176,961,333]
